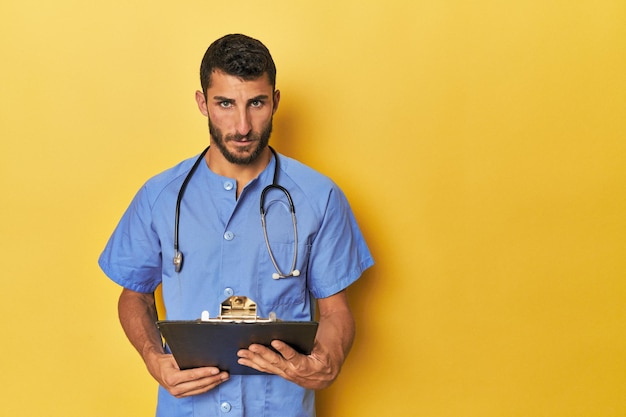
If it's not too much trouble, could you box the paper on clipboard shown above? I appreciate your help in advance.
[156,296,318,375]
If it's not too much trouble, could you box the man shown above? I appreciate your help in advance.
[99,34,373,417]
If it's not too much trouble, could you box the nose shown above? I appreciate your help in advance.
[235,108,252,136]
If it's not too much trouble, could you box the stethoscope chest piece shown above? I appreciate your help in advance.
[173,250,183,273]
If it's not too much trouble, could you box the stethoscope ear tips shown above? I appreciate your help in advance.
[173,251,183,273]
[292,270,300,277]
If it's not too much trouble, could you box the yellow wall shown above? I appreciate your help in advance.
[1,1,624,416]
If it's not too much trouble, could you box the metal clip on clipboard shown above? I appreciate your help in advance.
[199,296,278,323]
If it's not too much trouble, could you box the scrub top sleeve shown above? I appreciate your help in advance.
[98,185,163,293]
[308,186,374,299]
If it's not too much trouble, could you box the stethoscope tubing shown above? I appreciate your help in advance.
[173,146,299,278]
[260,183,299,279]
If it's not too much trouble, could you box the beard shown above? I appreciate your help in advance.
[208,117,273,165]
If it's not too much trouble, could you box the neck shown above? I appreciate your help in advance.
[205,146,272,197]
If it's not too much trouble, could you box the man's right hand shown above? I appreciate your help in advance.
[117,289,229,398]
[146,349,229,398]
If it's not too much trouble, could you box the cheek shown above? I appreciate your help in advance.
[252,111,273,130]
[208,112,232,130]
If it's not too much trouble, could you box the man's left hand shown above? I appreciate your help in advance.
[237,340,337,390]
[237,291,355,390]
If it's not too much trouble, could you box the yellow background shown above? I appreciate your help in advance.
[1,1,625,416]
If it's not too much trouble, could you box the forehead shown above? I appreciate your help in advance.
[207,70,273,97]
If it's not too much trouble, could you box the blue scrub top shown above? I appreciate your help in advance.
[99,151,374,417]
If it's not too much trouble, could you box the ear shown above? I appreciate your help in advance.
[195,90,209,117]
[272,89,281,115]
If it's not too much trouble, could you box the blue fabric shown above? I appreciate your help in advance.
[99,151,374,417]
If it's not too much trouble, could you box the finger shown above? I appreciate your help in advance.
[270,340,299,361]
[240,344,279,361]
[169,370,230,398]
[179,366,222,380]
[164,366,221,386]
[238,345,285,373]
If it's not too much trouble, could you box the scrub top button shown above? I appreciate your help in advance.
[223,181,234,191]
[220,402,232,413]
[224,287,234,297]
[224,231,234,241]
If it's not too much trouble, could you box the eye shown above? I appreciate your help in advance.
[219,101,233,108]
[250,100,264,108]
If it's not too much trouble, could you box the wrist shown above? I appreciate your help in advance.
[142,341,165,362]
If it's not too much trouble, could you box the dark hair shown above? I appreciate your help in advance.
[200,34,276,94]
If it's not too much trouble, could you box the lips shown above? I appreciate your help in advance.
[227,134,252,143]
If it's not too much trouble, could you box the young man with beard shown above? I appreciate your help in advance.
[99,34,373,417]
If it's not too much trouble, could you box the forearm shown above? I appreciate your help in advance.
[118,288,164,363]
[314,291,355,373]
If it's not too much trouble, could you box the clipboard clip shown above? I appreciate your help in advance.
[200,296,278,323]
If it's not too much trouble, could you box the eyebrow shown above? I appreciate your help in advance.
[212,95,270,102]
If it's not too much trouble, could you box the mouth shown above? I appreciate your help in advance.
[227,137,256,154]
[228,134,254,144]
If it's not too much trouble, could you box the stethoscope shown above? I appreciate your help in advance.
[172,146,300,279]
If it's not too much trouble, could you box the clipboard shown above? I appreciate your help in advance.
[156,296,318,375]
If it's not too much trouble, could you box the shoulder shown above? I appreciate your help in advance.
[139,154,202,206]
[275,153,354,220]
[278,153,337,192]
